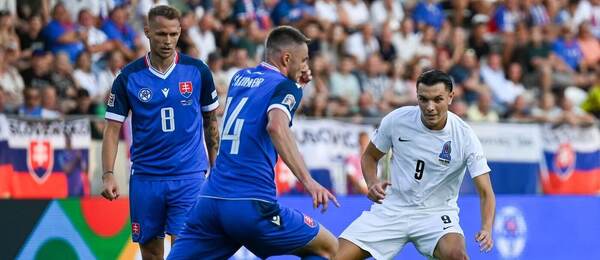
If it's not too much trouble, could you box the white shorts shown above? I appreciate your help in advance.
[339,205,464,260]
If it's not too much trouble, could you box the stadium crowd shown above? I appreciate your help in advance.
[0,0,599,140]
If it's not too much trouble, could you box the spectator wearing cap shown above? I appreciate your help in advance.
[42,3,84,63]
[412,0,445,32]
[77,9,113,67]
[19,50,53,89]
[101,5,141,60]
[0,46,24,108]
[18,87,60,118]
[17,14,44,59]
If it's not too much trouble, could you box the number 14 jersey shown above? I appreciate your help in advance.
[202,62,303,203]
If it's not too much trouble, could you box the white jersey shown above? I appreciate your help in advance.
[372,106,490,211]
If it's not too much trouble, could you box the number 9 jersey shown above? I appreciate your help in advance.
[105,52,219,178]
[202,62,303,203]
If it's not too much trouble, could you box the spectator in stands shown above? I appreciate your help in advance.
[449,98,468,119]
[315,0,339,27]
[330,54,361,113]
[18,87,60,118]
[504,94,534,122]
[449,49,485,104]
[360,54,389,109]
[17,14,44,59]
[0,46,24,108]
[345,131,369,195]
[73,51,102,101]
[0,87,12,113]
[340,0,370,31]
[270,0,314,26]
[552,26,584,72]
[577,22,600,69]
[382,61,415,111]
[557,92,596,126]
[467,90,500,122]
[393,17,420,64]
[41,86,62,115]
[59,132,88,196]
[468,14,491,59]
[412,0,446,32]
[97,50,125,102]
[67,88,103,139]
[0,9,20,56]
[42,3,84,62]
[531,91,563,123]
[51,52,78,101]
[225,46,250,83]
[101,5,141,60]
[370,0,404,31]
[20,50,53,89]
[378,23,397,63]
[344,23,379,64]
[77,9,113,67]
[188,12,217,62]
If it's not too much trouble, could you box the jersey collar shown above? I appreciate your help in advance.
[259,62,281,73]
[145,52,179,79]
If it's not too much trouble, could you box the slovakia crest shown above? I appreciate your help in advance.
[179,81,193,98]
[494,206,527,258]
[553,142,575,180]
[438,141,451,164]
[27,140,54,184]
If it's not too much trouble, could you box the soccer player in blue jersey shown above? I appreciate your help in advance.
[167,26,340,260]
[100,5,220,259]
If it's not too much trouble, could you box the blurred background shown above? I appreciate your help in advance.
[0,0,599,259]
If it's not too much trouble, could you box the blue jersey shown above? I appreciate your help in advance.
[105,52,219,179]
[202,62,303,202]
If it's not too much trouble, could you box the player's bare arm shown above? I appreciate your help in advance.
[473,172,495,252]
[202,109,219,167]
[267,109,339,212]
[361,142,390,204]
[101,120,122,201]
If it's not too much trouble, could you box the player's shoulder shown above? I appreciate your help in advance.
[448,111,476,136]
[118,56,147,77]
[178,52,209,71]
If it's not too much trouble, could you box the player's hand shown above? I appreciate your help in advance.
[475,229,493,252]
[367,181,391,204]
[297,68,312,85]
[305,180,340,213]
[101,173,120,201]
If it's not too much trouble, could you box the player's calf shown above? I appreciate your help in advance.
[140,238,165,260]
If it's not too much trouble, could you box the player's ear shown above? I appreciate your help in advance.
[448,90,454,105]
[282,52,290,67]
[144,26,150,39]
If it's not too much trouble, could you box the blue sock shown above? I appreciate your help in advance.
[301,255,327,260]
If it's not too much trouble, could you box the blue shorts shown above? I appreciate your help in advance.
[168,197,320,259]
[129,175,203,244]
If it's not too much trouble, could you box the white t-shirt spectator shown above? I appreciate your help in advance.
[316,0,338,23]
[188,26,216,62]
[341,0,369,28]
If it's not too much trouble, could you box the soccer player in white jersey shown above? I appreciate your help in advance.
[337,69,496,260]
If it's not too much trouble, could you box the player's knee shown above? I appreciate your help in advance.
[444,248,468,260]
[314,234,338,259]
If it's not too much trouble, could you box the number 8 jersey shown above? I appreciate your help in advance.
[105,52,218,178]
[373,106,490,211]
[202,62,303,203]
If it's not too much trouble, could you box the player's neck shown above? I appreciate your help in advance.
[149,52,176,73]
[264,59,288,77]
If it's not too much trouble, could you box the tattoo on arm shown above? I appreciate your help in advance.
[203,110,219,166]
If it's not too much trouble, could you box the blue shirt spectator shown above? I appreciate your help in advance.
[101,6,138,51]
[270,0,308,25]
[42,4,84,62]
[412,0,445,31]
[552,37,583,71]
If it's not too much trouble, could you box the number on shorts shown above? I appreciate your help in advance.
[441,215,452,224]
[415,159,425,180]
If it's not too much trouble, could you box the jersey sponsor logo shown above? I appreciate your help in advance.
[107,93,115,107]
[494,206,527,258]
[132,222,141,236]
[138,88,152,102]
[553,142,575,180]
[27,140,54,184]
[179,81,193,98]
[438,141,452,164]
[161,87,169,98]
[282,94,296,110]
[303,214,316,228]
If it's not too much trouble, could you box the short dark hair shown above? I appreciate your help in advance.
[148,5,181,23]
[416,69,453,92]
[265,26,310,58]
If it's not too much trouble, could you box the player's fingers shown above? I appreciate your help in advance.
[382,181,392,190]
[320,192,329,213]
[328,192,340,208]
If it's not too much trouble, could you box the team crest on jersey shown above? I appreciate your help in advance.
[27,140,54,184]
[179,81,193,98]
[132,222,141,236]
[282,94,296,110]
[303,214,316,228]
[138,88,152,102]
[438,141,451,164]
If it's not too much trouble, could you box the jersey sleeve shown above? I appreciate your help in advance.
[199,63,219,112]
[104,72,130,123]
[465,129,491,178]
[371,113,394,153]
[267,80,303,124]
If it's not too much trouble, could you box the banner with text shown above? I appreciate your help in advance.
[0,115,91,198]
